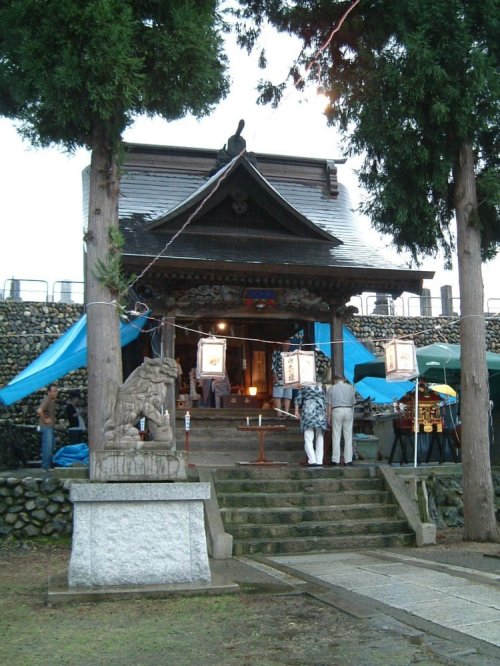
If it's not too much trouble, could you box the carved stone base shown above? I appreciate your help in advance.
[90,449,187,482]
[68,482,210,587]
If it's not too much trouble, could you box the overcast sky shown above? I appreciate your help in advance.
[1,27,498,314]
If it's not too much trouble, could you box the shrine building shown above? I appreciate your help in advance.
[105,125,432,407]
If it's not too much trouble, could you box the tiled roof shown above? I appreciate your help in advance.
[117,144,432,284]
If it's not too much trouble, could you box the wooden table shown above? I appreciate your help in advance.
[237,424,287,464]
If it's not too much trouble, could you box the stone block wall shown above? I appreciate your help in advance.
[0,476,74,538]
[425,469,500,528]
[348,315,500,355]
[0,301,86,465]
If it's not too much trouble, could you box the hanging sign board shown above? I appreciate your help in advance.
[384,338,419,382]
[197,337,227,378]
[282,350,317,388]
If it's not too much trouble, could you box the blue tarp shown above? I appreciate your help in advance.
[314,323,414,404]
[52,443,89,467]
[0,313,149,406]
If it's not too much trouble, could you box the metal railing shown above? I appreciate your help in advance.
[52,281,84,304]
[1,278,498,316]
[346,294,498,317]
[1,278,84,304]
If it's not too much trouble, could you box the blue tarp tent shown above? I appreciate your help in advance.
[0,313,149,406]
[314,323,414,403]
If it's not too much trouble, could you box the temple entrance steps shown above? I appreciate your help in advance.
[212,466,415,556]
[176,408,305,465]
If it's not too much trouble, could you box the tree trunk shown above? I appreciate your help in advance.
[454,141,498,542]
[85,128,123,454]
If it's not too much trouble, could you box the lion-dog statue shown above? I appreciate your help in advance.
[104,357,178,449]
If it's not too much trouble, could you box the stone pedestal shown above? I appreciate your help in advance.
[68,482,210,588]
[90,449,187,482]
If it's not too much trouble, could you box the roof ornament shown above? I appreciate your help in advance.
[211,119,258,174]
[227,119,246,156]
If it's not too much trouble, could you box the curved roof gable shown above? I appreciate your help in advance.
[144,151,342,245]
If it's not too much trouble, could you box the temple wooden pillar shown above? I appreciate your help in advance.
[331,311,344,378]
[161,316,177,447]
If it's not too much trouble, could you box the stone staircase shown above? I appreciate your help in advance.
[176,408,305,465]
[213,466,415,555]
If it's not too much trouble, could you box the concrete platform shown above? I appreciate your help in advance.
[47,560,239,604]
[267,547,500,658]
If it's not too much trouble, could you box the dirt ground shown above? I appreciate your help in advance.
[0,530,496,666]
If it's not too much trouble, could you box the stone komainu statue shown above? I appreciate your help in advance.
[104,357,178,449]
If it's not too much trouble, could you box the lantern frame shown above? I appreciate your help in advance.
[282,350,317,388]
[196,337,227,378]
[384,338,419,382]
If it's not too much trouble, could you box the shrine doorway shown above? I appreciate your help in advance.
[173,317,315,406]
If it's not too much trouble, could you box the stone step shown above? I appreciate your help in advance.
[214,477,383,494]
[183,430,302,442]
[210,465,414,556]
[187,437,304,452]
[226,518,411,540]
[177,410,302,453]
[232,531,415,556]
[214,466,373,480]
[220,503,400,525]
[217,489,390,508]
[183,421,301,430]
[177,408,279,420]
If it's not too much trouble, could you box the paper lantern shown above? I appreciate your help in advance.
[196,337,227,378]
[282,350,316,388]
[384,338,419,382]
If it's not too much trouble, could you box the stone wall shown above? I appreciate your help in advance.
[348,315,500,355]
[0,302,86,465]
[0,475,74,538]
[411,469,500,529]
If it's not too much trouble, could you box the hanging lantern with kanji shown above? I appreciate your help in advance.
[282,350,317,388]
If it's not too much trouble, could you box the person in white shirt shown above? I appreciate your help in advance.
[326,375,355,466]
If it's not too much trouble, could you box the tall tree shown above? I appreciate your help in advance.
[0,0,228,451]
[235,0,500,540]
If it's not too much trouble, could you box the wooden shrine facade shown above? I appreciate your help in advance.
[114,126,433,403]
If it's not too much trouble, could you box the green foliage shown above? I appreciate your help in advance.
[235,0,500,263]
[0,0,229,151]
[94,226,135,298]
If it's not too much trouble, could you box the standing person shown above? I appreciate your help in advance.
[213,371,231,408]
[175,357,183,398]
[272,339,292,417]
[326,375,356,466]
[64,390,87,444]
[37,384,58,471]
[295,383,328,466]
[201,377,213,407]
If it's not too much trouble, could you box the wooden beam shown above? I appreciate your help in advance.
[331,312,344,378]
